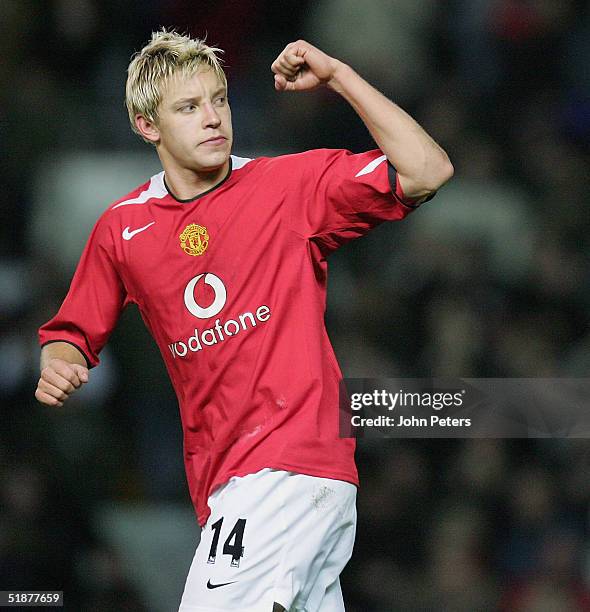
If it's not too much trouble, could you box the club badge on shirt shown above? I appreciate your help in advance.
[180,223,209,256]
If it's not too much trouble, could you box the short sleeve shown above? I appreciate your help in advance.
[289,149,428,255]
[38,217,127,368]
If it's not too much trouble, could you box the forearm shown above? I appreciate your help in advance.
[40,342,87,370]
[327,62,453,199]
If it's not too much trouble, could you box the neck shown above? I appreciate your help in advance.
[162,160,230,201]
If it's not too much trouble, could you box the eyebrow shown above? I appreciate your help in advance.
[172,88,227,106]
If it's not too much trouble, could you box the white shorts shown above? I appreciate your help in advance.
[178,468,357,612]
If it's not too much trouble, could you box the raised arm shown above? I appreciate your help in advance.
[271,40,453,202]
[36,342,89,407]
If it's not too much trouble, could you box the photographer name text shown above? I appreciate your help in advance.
[349,389,472,428]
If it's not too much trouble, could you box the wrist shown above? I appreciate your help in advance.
[326,60,353,94]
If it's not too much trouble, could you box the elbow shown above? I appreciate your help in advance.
[396,153,454,201]
[430,155,454,191]
[418,159,454,196]
[442,156,454,183]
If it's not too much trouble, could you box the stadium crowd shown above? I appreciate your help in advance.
[2,1,589,610]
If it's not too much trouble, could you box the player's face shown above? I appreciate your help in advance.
[156,68,233,174]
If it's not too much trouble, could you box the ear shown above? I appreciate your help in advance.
[135,114,161,144]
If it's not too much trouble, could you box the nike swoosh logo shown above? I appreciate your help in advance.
[122,221,155,240]
[206,579,237,590]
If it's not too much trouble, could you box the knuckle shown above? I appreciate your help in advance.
[35,390,54,406]
[48,358,63,371]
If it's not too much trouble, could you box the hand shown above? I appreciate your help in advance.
[35,358,89,407]
[271,40,340,92]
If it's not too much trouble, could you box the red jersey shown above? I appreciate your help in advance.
[39,149,421,526]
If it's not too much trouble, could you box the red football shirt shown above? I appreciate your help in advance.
[39,149,421,525]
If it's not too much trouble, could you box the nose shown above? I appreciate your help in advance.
[202,102,221,129]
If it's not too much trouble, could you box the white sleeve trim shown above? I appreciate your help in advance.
[230,155,254,170]
[112,172,167,209]
[354,154,387,178]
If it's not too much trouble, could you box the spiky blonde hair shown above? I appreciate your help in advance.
[126,29,226,141]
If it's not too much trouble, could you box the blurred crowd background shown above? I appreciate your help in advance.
[2,0,590,610]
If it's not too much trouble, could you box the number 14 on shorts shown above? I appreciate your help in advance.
[207,517,247,567]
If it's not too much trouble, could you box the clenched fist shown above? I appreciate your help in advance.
[271,40,342,92]
[35,358,89,407]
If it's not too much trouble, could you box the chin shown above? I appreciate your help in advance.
[195,152,230,172]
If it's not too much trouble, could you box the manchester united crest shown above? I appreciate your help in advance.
[179,223,209,256]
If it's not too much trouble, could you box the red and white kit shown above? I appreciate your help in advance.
[39,149,422,609]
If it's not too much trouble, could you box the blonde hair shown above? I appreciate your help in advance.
[126,29,226,141]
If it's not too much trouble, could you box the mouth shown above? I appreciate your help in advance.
[201,136,227,146]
